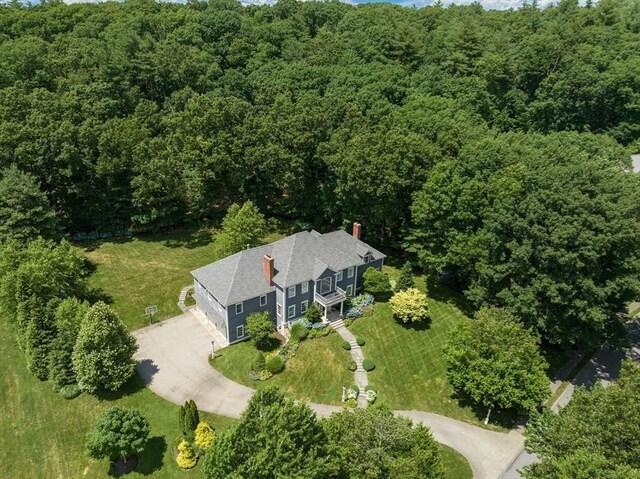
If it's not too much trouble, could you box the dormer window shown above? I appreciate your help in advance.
[365,254,373,263]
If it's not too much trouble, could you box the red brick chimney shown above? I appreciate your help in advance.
[352,222,361,240]
[263,255,274,285]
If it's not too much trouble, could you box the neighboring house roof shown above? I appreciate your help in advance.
[191,229,385,306]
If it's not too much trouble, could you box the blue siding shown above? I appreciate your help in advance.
[282,280,314,323]
[226,291,277,344]
[356,259,384,292]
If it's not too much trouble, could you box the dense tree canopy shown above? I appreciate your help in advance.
[524,360,640,479]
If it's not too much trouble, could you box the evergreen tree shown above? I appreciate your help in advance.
[0,165,58,242]
[23,295,56,380]
[179,404,187,436]
[72,302,138,393]
[48,298,89,390]
[395,262,415,291]
[184,400,199,434]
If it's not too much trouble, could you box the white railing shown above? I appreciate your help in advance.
[315,287,346,306]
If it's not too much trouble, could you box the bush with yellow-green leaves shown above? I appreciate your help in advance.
[176,440,197,469]
[194,422,215,452]
[389,287,429,324]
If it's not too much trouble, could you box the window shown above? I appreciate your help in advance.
[277,303,282,316]
[235,303,243,315]
[288,305,296,319]
[365,254,373,263]
[301,282,309,294]
[260,295,267,306]
[336,271,343,282]
[347,266,355,278]
[346,285,353,296]
[319,277,332,294]
[301,300,308,313]
[288,286,296,298]
[236,325,245,338]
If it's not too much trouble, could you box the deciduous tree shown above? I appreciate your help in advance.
[245,311,274,347]
[85,407,150,465]
[389,287,429,323]
[216,201,268,257]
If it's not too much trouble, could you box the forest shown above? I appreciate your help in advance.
[1,0,640,349]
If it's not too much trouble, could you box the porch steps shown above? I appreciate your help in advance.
[329,319,345,330]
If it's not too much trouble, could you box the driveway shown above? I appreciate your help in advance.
[135,312,523,479]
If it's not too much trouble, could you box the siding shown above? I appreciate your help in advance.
[356,258,384,292]
[283,280,314,323]
[226,291,277,344]
[193,285,228,340]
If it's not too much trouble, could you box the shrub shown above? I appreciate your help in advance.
[290,322,308,342]
[279,340,299,361]
[310,322,327,330]
[363,267,391,299]
[347,384,359,400]
[246,312,274,347]
[59,383,81,399]
[249,352,266,380]
[364,385,377,393]
[347,360,357,371]
[362,359,375,371]
[343,318,354,327]
[259,370,273,381]
[356,337,365,346]
[341,340,351,350]
[176,440,197,469]
[366,389,377,404]
[194,422,215,452]
[345,398,358,408]
[304,304,322,323]
[389,288,429,324]
[266,355,284,374]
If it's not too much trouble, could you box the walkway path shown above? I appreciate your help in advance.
[177,285,193,313]
[329,318,369,407]
[134,311,524,479]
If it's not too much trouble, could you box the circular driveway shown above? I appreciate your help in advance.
[134,311,524,479]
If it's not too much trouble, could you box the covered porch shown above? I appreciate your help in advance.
[315,286,347,322]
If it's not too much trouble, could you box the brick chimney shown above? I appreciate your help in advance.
[263,255,274,285]
[352,222,361,240]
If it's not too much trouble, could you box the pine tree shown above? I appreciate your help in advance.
[179,404,187,436]
[0,165,58,242]
[72,302,138,393]
[395,261,415,291]
[48,298,89,390]
[23,296,56,380]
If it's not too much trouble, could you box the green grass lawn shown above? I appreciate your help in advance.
[211,332,353,405]
[441,445,473,479]
[349,266,515,430]
[81,230,282,331]
[0,319,235,479]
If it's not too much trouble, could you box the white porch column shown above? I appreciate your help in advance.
[340,300,344,317]
[324,304,328,321]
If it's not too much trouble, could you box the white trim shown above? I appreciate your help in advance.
[301,300,308,314]
[260,295,267,306]
[347,266,354,278]
[288,304,296,319]
[318,277,332,294]
[287,286,296,298]
[236,325,245,338]
[301,282,309,294]
[346,284,353,296]
[235,303,243,315]
[336,271,343,282]
[277,303,282,316]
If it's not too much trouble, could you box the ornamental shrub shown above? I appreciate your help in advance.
[266,355,284,374]
[345,398,358,408]
[290,322,308,342]
[249,352,266,380]
[347,384,359,400]
[366,389,377,403]
[347,360,357,371]
[59,383,81,399]
[389,288,430,324]
[304,304,322,323]
[356,337,365,346]
[363,267,391,299]
[194,422,215,452]
[176,440,197,469]
[363,359,375,371]
[246,312,273,347]
[341,340,351,350]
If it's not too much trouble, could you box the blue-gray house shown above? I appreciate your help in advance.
[191,223,385,345]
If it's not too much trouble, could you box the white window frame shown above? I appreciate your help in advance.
[235,303,243,315]
[236,325,245,338]
[347,266,355,278]
[319,277,332,294]
[260,295,267,306]
[336,271,343,282]
[366,254,373,263]
[288,286,296,298]
[346,284,353,296]
[301,282,309,294]
[277,303,282,316]
[301,300,308,314]
[288,304,296,319]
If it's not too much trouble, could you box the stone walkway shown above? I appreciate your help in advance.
[135,312,524,479]
[177,285,192,313]
[329,318,369,407]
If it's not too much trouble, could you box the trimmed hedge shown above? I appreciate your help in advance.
[356,337,365,346]
[59,383,81,399]
[266,355,284,374]
[347,359,357,371]
[362,358,375,371]
[341,340,351,350]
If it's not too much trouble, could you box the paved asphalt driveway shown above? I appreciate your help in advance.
[134,312,524,479]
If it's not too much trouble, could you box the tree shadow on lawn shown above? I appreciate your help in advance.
[396,316,432,331]
[452,391,521,430]
[426,277,475,318]
[136,436,167,476]
[157,228,215,250]
[256,336,281,352]
[97,374,147,402]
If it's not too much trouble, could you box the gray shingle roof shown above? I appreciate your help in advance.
[191,229,385,306]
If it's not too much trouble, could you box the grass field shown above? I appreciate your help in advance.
[211,332,353,404]
[0,319,235,479]
[441,444,473,479]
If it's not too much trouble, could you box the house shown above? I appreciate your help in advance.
[191,223,385,345]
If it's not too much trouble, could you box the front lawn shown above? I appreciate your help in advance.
[441,445,473,479]
[349,267,512,430]
[211,333,353,405]
[0,319,235,479]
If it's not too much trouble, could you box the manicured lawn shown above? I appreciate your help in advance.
[211,332,353,405]
[0,320,235,479]
[441,444,473,479]
[349,266,513,430]
[81,230,282,331]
